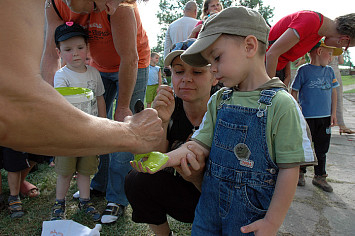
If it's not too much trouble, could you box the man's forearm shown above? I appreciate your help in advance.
[40,54,61,86]
[266,52,278,78]
[116,60,138,109]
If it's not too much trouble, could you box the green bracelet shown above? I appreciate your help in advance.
[133,151,169,172]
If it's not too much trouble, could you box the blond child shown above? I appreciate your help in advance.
[291,39,341,192]
[146,52,162,108]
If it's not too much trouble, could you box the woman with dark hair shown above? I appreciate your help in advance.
[125,39,218,236]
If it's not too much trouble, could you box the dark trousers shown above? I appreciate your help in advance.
[301,117,331,176]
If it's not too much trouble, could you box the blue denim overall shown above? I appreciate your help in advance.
[192,88,283,235]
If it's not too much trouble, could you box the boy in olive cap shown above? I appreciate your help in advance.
[132,6,316,235]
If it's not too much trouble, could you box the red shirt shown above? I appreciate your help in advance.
[54,0,150,72]
[268,11,323,71]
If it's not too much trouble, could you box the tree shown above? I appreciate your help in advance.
[343,50,353,69]
[153,0,274,55]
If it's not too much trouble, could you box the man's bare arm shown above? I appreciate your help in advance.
[111,5,139,121]
[0,0,163,156]
[41,0,64,86]
[266,28,300,78]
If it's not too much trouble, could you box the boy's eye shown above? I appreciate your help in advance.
[194,71,202,74]
[214,56,220,62]
[175,71,184,74]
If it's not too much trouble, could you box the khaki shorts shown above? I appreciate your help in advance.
[54,155,99,176]
[145,84,159,103]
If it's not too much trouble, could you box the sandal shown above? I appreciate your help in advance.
[79,200,101,222]
[339,126,355,135]
[20,180,40,198]
[51,201,66,221]
[8,198,24,218]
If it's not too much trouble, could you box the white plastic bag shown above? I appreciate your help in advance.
[41,220,102,236]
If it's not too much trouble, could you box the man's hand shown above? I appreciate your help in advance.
[124,108,163,153]
[152,85,175,123]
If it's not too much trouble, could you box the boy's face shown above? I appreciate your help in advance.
[201,35,248,88]
[318,47,333,66]
[57,36,88,72]
[151,55,160,64]
[171,56,216,103]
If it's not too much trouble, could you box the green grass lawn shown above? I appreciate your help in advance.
[342,75,355,93]
[341,75,355,86]
[0,163,192,236]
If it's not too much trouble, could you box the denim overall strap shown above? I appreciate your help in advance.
[192,87,283,236]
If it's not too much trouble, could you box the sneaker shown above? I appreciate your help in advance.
[312,175,333,192]
[78,200,101,221]
[101,203,125,224]
[73,188,106,199]
[51,201,65,221]
[8,196,24,219]
[298,172,305,186]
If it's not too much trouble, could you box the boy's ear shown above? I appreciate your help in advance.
[244,35,258,57]
[316,47,322,56]
[55,48,61,58]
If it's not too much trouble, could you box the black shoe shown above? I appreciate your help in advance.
[101,203,125,224]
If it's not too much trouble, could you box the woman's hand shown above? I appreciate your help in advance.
[152,85,175,124]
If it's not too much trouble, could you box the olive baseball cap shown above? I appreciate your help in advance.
[181,6,270,67]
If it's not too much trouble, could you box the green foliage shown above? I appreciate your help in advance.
[343,50,354,68]
[152,0,274,54]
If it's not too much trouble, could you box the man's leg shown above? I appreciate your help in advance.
[101,67,148,224]
[89,72,119,192]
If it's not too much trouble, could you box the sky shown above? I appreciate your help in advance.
[137,0,355,64]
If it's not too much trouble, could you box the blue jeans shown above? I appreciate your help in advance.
[192,88,281,235]
[91,67,149,205]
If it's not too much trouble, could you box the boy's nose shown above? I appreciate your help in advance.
[210,64,217,73]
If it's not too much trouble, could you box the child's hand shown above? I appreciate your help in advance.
[240,218,278,236]
[130,152,169,174]
[331,113,337,127]
[175,143,206,176]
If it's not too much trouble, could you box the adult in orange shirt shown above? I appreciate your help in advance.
[41,0,151,223]
[0,0,161,155]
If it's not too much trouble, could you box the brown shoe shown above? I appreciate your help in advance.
[298,172,305,186]
[312,175,333,192]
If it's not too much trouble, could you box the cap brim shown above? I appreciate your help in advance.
[333,48,343,56]
[57,32,88,43]
[181,33,221,67]
[164,50,184,67]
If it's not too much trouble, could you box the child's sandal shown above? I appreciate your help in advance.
[8,199,24,218]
